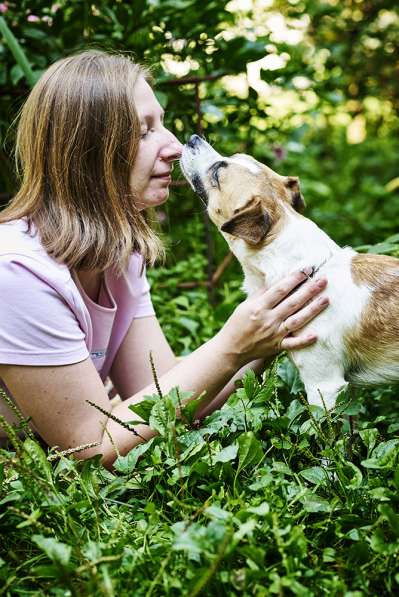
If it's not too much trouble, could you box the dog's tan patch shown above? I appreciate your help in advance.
[211,164,289,247]
[220,197,271,245]
[344,254,399,377]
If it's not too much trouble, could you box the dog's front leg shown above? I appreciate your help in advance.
[290,348,348,411]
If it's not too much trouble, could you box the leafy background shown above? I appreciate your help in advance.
[0,0,399,594]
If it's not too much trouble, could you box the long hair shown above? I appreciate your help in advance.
[0,49,164,275]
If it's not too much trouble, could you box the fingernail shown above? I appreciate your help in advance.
[301,266,313,277]
[316,279,327,288]
[308,334,317,341]
[319,296,329,305]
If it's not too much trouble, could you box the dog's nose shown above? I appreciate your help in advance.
[187,134,201,149]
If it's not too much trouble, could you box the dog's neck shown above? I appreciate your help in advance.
[229,209,341,291]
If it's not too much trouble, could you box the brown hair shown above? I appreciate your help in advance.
[0,49,164,275]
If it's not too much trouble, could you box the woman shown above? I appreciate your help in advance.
[0,50,328,468]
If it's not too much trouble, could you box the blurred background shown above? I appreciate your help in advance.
[1,0,398,352]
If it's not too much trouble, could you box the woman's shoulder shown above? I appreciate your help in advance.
[0,217,71,285]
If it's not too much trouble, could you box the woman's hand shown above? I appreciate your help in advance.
[216,268,329,368]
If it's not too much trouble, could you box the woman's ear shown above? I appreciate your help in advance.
[220,197,271,245]
[285,176,305,212]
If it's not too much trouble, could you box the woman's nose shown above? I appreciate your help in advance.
[160,131,183,161]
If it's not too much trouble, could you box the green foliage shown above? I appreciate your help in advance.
[0,0,398,249]
[1,363,399,595]
[0,1,398,593]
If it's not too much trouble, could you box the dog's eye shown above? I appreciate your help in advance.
[209,161,228,188]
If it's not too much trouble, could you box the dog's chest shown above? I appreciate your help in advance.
[241,246,371,342]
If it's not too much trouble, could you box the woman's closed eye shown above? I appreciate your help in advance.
[140,127,155,140]
[140,112,165,140]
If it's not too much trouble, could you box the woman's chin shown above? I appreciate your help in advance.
[137,188,170,210]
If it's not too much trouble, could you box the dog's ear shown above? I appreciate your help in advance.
[220,197,271,245]
[285,176,305,212]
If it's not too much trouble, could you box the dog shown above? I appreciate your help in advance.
[180,134,399,410]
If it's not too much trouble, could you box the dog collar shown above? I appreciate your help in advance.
[301,251,336,281]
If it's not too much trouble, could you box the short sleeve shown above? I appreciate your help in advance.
[126,255,155,319]
[0,258,89,366]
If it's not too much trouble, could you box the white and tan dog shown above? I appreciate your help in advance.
[180,135,399,409]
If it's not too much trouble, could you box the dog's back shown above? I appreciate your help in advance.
[344,253,399,386]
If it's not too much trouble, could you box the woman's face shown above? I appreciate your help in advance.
[130,77,182,209]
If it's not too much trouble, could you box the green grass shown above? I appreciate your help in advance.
[1,358,399,596]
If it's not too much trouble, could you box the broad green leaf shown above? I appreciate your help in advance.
[272,461,293,475]
[129,395,159,423]
[242,368,258,400]
[237,432,264,474]
[277,358,304,395]
[379,505,399,537]
[204,505,232,520]
[301,495,332,513]
[23,439,52,484]
[249,470,273,490]
[171,522,207,556]
[148,396,176,436]
[214,443,238,464]
[300,466,327,485]
[247,502,270,516]
[343,462,363,490]
[361,439,399,470]
[233,519,257,543]
[370,529,399,555]
[359,428,379,453]
[178,316,199,335]
[32,535,71,567]
[113,438,155,474]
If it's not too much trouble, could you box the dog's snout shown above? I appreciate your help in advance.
[187,134,201,149]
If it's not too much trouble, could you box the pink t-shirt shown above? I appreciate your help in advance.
[0,218,155,399]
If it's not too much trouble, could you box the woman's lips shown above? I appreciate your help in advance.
[151,173,172,182]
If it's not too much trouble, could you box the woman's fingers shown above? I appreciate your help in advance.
[279,294,329,336]
[280,332,317,351]
[274,277,328,322]
[263,268,314,309]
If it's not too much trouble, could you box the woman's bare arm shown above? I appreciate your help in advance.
[0,269,328,468]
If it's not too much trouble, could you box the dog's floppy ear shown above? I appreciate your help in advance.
[285,176,305,212]
[220,197,271,245]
